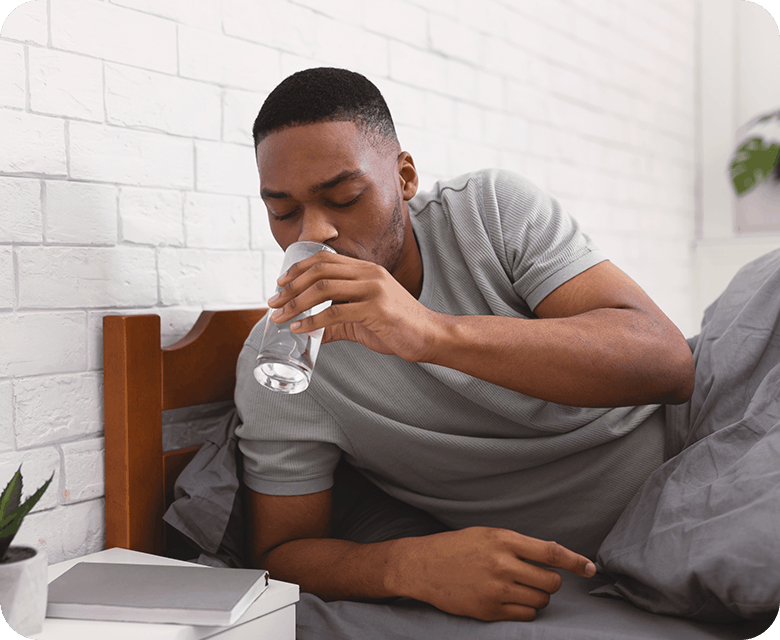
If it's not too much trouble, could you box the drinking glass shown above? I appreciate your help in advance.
[253,241,336,394]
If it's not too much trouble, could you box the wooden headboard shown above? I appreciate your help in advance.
[103,309,267,556]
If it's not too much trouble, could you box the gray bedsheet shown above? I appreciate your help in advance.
[297,574,772,640]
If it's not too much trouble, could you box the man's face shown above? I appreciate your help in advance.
[255,120,414,278]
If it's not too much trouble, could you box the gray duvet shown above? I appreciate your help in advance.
[593,248,780,623]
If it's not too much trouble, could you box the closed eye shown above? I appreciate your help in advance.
[270,208,300,222]
[328,194,362,209]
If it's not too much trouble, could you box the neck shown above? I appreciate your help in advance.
[393,212,423,299]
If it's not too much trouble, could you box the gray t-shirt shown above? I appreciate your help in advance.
[235,169,664,556]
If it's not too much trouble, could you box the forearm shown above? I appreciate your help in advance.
[428,308,694,407]
[261,536,407,602]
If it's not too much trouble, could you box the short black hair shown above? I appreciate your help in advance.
[252,67,399,150]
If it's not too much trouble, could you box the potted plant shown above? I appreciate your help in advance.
[0,466,53,637]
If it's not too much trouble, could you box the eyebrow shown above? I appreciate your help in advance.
[261,169,366,200]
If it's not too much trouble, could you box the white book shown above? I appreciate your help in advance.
[46,562,269,627]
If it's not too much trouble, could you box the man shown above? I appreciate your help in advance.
[234,67,695,623]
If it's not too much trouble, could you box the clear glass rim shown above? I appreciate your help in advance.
[286,240,337,253]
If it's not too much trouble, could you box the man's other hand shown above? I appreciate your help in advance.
[386,526,596,622]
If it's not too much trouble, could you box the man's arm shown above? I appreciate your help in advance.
[268,255,694,408]
[431,260,695,407]
[247,488,596,622]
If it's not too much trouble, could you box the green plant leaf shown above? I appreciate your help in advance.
[16,473,53,518]
[0,511,25,542]
[730,137,780,195]
[0,511,18,529]
[0,472,53,562]
[0,467,22,520]
[0,511,25,561]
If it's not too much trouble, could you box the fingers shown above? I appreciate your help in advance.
[276,251,353,289]
[511,534,596,579]
[504,582,552,610]
[268,257,389,325]
[463,581,552,622]
[513,561,564,595]
[495,603,540,623]
[270,279,370,327]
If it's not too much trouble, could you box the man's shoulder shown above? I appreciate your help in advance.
[411,168,535,214]
[428,167,531,193]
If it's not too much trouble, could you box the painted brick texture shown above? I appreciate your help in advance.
[1,0,698,563]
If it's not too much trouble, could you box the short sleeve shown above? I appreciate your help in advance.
[234,317,344,496]
[481,170,607,311]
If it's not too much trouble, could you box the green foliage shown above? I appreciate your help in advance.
[730,109,780,196]
[0,467,53,562]
[730,137,780,195]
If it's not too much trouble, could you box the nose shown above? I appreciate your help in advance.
[297,207,338,245]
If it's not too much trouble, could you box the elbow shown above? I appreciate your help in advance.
[659,346,695,405]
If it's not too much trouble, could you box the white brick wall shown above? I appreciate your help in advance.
[105,64,222,139]
[0,110,67,175]
[69,122,194,188]
[14,373,103,447]
[29,48,104,122]
[0,246,13,308]
[184,192,250,249]
[61,438,105,504]
[0,380,13,452]
[119,187,184,246]
[44,181,118,245]
[0,39,25,108]
[0,312,87,376]
[0,177,42,242]
[17,246,158,308]
[50,0,177,73]
[0,0,701,563]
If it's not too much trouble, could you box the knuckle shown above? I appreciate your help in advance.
[545,541,564,565]
[286,264,304,281]
[489,553,512,575]
[314,278,329,292]
[282,279,300,298]
[484,526,508,543]
[324,304,341,319]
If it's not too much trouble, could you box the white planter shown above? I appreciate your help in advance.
[0,546,48,636]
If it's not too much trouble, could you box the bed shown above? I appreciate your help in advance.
[102,308,776,640]
[103,309,266,557]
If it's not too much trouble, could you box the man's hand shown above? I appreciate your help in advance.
[387,527,596,622]
[268,251,439,362]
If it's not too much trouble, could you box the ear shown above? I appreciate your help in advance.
[397,151,418,201]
